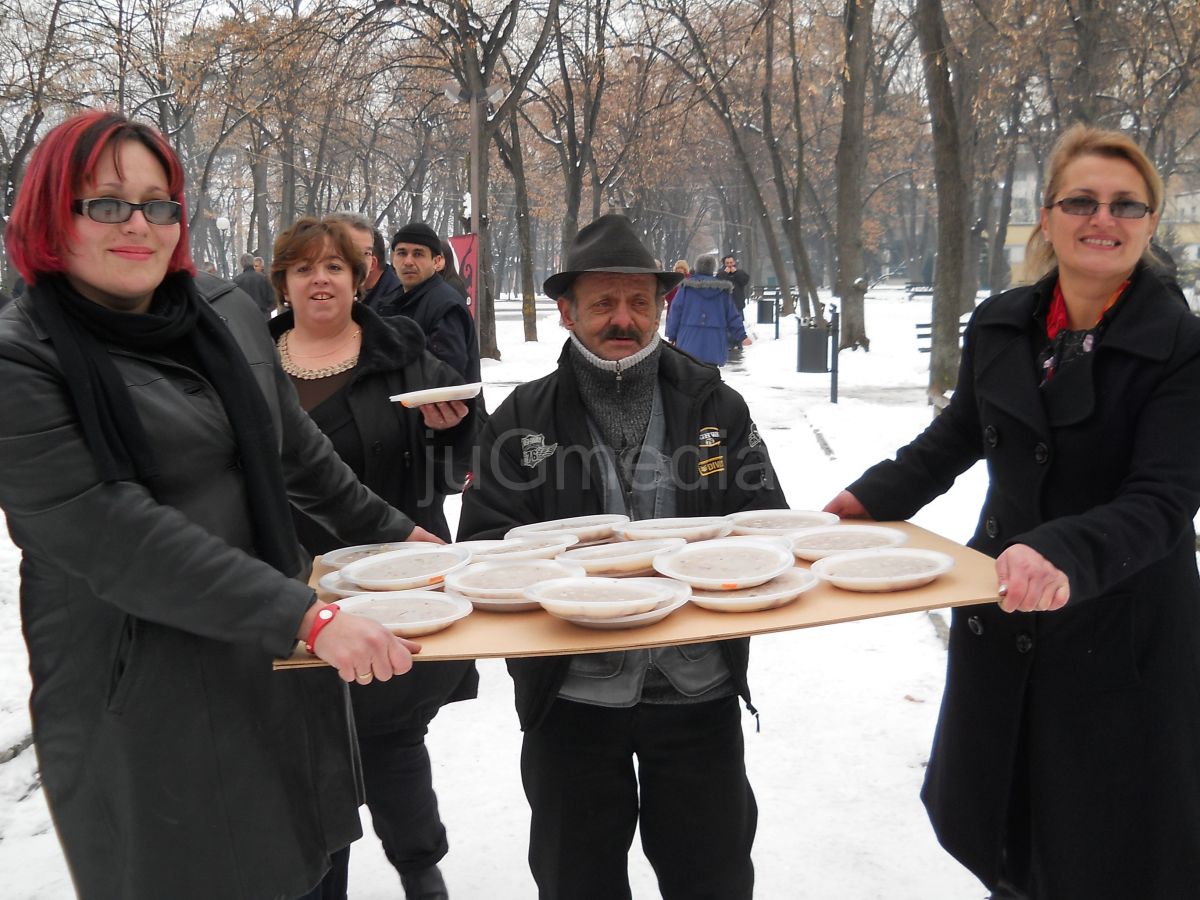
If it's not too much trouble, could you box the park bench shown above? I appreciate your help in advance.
[915,314,970,353]
[905,282,934,299]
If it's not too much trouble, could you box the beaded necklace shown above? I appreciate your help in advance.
[276,329,359,380]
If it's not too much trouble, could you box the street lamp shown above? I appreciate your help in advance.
[442,79,504,239]
[215,216,230,278]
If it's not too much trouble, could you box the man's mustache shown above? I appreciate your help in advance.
[600,325,643,343]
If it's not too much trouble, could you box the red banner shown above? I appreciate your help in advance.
[448,234,478,319]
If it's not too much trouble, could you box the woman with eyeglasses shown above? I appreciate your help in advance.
[825,124,1200,898]
[1,110,432,900]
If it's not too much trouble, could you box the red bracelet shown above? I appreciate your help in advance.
[304,604,340,655]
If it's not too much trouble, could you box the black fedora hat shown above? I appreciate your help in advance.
[543,214,684,300]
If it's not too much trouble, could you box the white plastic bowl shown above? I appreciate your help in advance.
[810,548,955,592]
[555,538,686,575]
[444,559,587,600]
[688,568,819,612]
[790,524,907,561]
[652,536,795,591]
[527,576,677,620]
[505,514,629,545]
[727,509,840,535]
[341,544,471,591]
[336,590,472,637]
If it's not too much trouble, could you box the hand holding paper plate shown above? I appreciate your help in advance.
[389,382,483,408]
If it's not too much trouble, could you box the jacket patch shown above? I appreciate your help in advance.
[521,433,558,468]
[698,455,725,477]
[698,426,722,449]
[748,423,762,448]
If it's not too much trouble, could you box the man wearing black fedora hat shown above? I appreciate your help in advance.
[458,214,787,899]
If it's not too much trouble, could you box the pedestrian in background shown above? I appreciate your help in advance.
[665,254,749,366]
[233,250,276,317]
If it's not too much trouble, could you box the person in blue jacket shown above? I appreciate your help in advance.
[665,253,749,365]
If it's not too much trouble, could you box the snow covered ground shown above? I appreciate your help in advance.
[0,287,998,898]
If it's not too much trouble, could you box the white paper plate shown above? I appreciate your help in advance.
[728,509,840,535]
[444,559,587,600]
[341,544,471,591]
[454,535,581,562]
[557,594,690,630]
[555,538,686,575]
[389,382,483,407]
[321,542,409,570]
[810,548,955,592]
[689,567,820,612]
[336,591,472,637]
[651,536,795,591]
[528,576,678,620]
[611,517,734,543]
[447,588,542,613]
[790,525,908,561]
[506,514,630,545]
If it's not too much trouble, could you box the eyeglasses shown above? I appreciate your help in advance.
[73,198,183,225]
[1046,196,1152,219]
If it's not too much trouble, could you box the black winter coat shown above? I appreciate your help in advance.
[271,303,479,733]
[0,275,416,900]
[361,263,403,314]
[457,340,787,730]
[372,273,480,383]
[848,265,1200,898]
[233,267,276,317]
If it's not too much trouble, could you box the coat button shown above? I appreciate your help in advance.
[983,425,998,447]
[985,516,999,539]
[967,615,984,636]
[1015,633,1034,654]
[1033,442,1049,464]
[372,441,383,455]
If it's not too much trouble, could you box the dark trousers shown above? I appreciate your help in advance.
[520,695,756,900]
[359,725,450,874]
[316,726,449,897]
[293,846,350,900]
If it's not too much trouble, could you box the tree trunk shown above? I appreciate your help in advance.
[761,3,821,318]
[251,129,273,260]
[500,116,540,342]
[989,122,1019,293]
[915,0,967,400]
[834,0,875,349]
[475,131,499,360]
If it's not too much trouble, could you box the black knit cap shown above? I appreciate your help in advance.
[391,221,443,255]
[543,214,683,300]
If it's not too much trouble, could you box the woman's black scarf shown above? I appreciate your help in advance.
[31,272,300,574]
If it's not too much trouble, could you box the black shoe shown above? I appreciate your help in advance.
[400,865,449,900]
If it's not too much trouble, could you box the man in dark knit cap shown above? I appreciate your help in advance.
[371,221,480,382]
[458,213,787,900]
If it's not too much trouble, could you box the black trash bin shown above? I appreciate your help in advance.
[756,297,776,325]
[797,325,829,373]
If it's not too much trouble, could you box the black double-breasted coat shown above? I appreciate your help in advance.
[0,276,415,900]
[849,265,1200,898]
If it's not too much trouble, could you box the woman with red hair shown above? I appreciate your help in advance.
[1,110,436,899]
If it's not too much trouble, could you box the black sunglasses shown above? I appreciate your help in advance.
[73,197,183,225]
[1046,196,1152,219]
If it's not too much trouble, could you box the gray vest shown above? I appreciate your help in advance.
[557,383,733,707]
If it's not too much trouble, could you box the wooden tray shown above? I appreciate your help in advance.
[274,521,996,669]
